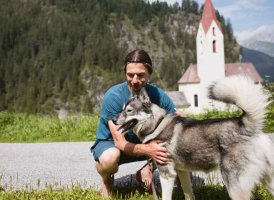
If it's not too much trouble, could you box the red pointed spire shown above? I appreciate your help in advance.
[201,0,222,33]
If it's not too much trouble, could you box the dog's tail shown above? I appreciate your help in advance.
[208,75,270,133]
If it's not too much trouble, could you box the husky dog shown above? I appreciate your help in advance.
[113,76,274,200]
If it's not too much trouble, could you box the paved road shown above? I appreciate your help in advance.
[1,135,273,191]
[0,142,146,191]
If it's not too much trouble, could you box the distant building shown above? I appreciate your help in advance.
[165,91,190,109]
[177,0,262,113]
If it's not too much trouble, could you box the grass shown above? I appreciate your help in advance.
[0,101,273,199]
[0,112,99,142]
[0,182,273,200]
[0,186,113,200]
[187,105,274,133]
[0,103,273,143]
[0,170,273,200]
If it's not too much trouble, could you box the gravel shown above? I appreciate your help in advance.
[1,134,273,191]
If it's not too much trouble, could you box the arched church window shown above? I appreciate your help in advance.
[213,40,216,53]
[194,95,198,107]
[213,27,215,36]
[200,41,203,54]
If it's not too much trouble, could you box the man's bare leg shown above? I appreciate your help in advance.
[95,147,120,197]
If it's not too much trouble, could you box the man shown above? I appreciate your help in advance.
[91,49,176,197]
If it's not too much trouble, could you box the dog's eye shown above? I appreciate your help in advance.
[126,108,133,113]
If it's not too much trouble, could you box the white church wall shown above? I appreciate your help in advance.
[179,83,204,113]
[198,21,225,86]
[186,19,226,114]
[196,26,206,57]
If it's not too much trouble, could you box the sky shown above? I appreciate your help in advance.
[148,0,274,44]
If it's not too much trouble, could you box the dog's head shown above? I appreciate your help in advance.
[112,88,153,137]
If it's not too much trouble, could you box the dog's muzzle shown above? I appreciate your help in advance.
[112,116,118,125]
[117,119,138,133]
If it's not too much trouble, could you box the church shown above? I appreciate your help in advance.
[177,0,262,113]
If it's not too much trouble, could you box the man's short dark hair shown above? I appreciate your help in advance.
[124,49,153,74]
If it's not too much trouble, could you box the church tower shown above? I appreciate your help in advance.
[197,0,225,83]
[177,0,262,113]
[196,0,225,107]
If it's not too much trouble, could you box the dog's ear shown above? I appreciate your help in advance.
[139,88,151,106]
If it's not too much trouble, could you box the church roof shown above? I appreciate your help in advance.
[225,62,263,83]
[166,91,190,107]
[177,64,200,83]
[201,0,222,33]
[178,62,263,84]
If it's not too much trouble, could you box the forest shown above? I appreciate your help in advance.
[0,0,240,114]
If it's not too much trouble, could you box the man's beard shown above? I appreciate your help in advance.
[131,83,143,93]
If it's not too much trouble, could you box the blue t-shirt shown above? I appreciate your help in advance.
[95,82,176,141]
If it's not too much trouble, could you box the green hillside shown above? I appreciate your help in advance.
[242,47,274,82]
[0,0,240,114]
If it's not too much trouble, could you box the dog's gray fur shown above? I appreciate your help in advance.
[113,76,274,200]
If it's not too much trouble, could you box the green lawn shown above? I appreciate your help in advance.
[0,106,273,199]
[1,184,273,200]
[0,105,273,143]
[0,112,99,143]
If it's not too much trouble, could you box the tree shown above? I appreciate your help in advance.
[182,0,191,12]
[0,0,240,113]
[190,0,199,15]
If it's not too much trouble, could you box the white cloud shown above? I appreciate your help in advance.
[148,0,274,37]
[236,23,274,44]
[217,0,265,21]
[217,4,240,19]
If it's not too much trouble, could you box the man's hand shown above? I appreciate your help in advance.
[176,111,187,117]
[145,140,169,165]
[108,120,169,164]
[109,120,128,150]
[112,129,128,150]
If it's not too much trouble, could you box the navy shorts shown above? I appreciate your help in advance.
[91,133,147,165]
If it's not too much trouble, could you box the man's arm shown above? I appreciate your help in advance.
[175,111,187,117]
[108,120,169,165]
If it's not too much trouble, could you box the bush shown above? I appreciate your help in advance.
[265,102,274,133]
[264,82,274,133]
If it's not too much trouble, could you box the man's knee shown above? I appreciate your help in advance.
[98,147,120,169]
